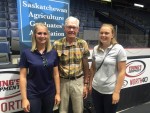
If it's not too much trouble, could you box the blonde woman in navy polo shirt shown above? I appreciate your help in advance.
[19,23,60,113]
[89,24,127,113]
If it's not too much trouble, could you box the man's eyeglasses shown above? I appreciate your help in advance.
[66,26,78,30]
[41,55,48,67]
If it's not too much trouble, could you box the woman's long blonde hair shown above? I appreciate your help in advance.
[97,23,118,51]
[31,23,52,52]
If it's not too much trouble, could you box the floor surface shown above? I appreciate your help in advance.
[117,102,150,113]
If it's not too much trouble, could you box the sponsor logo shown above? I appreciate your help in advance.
[0,71,20,100]
[129,77,148,86]
[126,60,146,77]
[125,60,148,86]
[123,80,128,88]
[0,70,22,112]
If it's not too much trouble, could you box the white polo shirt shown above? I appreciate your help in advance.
[92,44,127,94]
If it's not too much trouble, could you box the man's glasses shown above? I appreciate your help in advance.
[41,55,48,67]
[66,26,78,30]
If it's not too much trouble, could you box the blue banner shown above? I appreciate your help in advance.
[17,0,69,50]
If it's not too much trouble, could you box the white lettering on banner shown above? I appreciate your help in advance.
[29,12,64,20]
[0,100,22,112]
[18,0,69,42]
[29,30,64,37]
[50,31,64,37]
[22,1,68,13]
[30,21,63,28]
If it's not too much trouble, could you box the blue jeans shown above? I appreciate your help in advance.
[92,88,118,113]
[26,93,55,113]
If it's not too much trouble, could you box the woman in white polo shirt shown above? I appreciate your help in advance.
[89,23,127,113]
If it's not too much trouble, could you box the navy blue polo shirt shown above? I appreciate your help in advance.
[19,49,59,99]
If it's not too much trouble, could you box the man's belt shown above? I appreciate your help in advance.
[60,74,83,80]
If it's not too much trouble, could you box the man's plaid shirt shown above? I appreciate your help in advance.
[53,37,90,78]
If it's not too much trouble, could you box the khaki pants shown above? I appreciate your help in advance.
[59,76,84,113]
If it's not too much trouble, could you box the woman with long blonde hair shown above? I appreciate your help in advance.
[19,23,60,113]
